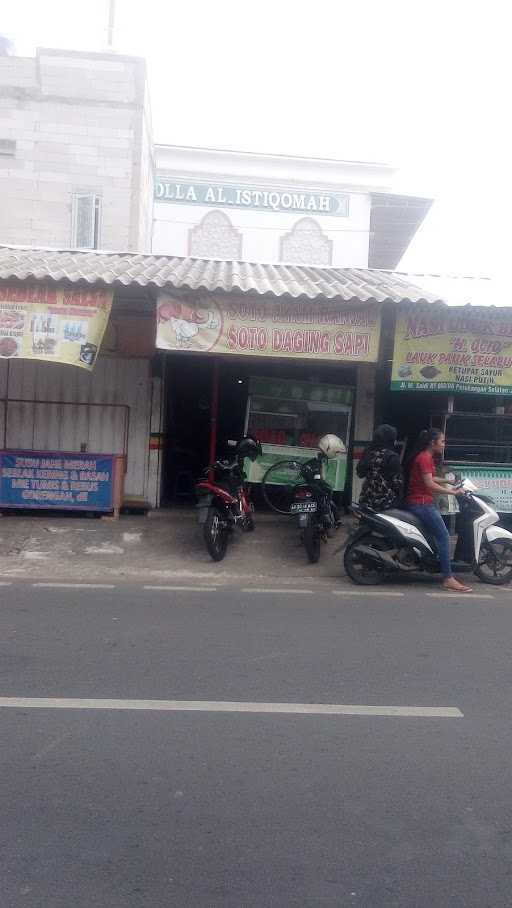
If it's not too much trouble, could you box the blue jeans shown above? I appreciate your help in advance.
[407,504,452,578]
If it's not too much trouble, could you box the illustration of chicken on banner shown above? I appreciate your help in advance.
[156,293,222,353]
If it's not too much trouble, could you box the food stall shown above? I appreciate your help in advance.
[0,284,127,516]
[391,303,512,515]
[438,403,512,514]
[243,376,353,491]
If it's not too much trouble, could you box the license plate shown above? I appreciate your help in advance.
[290,501,317,513]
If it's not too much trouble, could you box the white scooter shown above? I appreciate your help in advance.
[344,478,512,586]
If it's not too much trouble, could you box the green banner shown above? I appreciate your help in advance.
[248,377,353,405]
[155,179,349,217]
[447,464,512,513]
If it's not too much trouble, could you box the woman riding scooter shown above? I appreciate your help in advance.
[406,428,471,593]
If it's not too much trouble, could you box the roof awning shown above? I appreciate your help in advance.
[0,245,500,307]
[0,246,447,304]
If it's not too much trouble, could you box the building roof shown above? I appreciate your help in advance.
[0,245,451,305]
[368,193,433,269]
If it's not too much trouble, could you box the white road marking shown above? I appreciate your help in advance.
[144,585,218,592]
[32,583,115,590]
[241,588,313,595]
[0,582,12,587]
[0,697,463,718]
[426,592,494,599]
[332,590,404,597]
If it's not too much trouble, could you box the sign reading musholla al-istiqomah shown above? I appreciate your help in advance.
[155,179,349,217]
[391,304,512,395]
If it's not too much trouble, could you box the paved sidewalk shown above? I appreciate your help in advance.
[0,508,352,586]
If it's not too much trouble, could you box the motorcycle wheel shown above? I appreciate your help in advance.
[303,518,321,563]
[475,540,512,585]
[344,531,388,585]
[203,506,229,561]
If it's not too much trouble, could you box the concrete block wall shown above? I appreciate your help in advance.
[0,48,154,252]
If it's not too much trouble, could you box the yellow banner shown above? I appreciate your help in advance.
[0,285,113,370]
[156,293,381,363]
[392,305,512,395]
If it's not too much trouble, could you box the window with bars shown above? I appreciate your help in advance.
[71,193,102,249]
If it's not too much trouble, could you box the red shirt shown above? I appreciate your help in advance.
[407,450,435,505]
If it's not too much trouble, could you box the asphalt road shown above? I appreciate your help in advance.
[2,579,512,907]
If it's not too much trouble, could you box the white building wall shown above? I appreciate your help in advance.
[153,145,394,267]
[0,48,153,252]
[152,194,371,266]
[134,86,155,252]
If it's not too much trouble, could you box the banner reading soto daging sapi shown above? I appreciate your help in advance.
[156,293,381,363]
[391,304,512,395]
[0,284,113,370]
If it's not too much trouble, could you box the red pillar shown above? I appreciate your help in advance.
[208,358,220,480]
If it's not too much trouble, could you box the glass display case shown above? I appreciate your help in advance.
[244,377,353,492]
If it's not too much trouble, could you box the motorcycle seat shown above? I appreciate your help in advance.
[382,508,426,532]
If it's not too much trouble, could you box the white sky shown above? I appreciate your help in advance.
[3,0,510,277]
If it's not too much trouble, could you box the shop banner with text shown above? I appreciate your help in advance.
[0,450,114,511]
[446,464,512,513]
[156,293,381,363]
[0,285,113,370]
[391,304,512,395]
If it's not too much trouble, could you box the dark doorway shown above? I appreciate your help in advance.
[162,352,357,505]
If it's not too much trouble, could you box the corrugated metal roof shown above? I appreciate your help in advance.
[0,245,445,304]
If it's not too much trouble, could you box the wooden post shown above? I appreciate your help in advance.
[208,359,220,481]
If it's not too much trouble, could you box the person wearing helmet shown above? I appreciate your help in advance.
[357,424,403,511]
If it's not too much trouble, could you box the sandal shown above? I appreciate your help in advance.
[442,578,472,593]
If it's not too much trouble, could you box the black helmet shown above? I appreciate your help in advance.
[372,424,397,448]
[236,435,262,461]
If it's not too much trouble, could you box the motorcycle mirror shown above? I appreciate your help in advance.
[462,478,478,492]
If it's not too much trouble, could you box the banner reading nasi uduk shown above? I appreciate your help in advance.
[391,305,512,395]
[0,285,113,370]
[156,293,381,363]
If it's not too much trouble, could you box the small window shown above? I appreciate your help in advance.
[0,139,16,157]
[71,193,102,249]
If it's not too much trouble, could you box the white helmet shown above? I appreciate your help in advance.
[318,434,346,458]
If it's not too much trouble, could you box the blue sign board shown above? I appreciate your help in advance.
[0,450,114,511]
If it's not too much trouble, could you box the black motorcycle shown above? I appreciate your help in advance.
[261,454,340,563]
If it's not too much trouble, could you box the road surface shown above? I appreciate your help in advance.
[1,579,512,906]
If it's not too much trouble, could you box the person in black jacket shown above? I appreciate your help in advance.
[357,424,403,511]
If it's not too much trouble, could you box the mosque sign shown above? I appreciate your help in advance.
[154,179,349,217]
